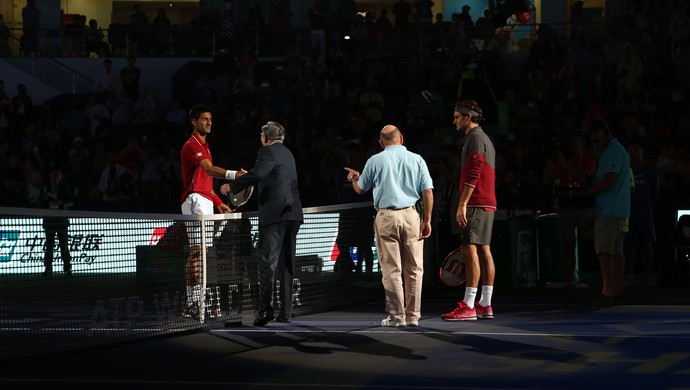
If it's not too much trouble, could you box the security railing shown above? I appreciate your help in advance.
[1,34,94,94]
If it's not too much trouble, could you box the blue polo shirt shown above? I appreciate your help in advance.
[594,138,631,218]
[357,145,433,209]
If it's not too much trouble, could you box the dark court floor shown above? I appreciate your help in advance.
[1,284,690,389]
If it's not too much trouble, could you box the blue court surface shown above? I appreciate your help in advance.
[1,287,689,389]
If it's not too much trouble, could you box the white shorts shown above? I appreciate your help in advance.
[181,193,214,247]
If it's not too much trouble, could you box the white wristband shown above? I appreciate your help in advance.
[225,170,237,180]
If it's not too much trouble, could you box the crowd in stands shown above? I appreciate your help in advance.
[1,0,690,268]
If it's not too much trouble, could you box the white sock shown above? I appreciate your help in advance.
[463,287,478,308]
[479,285,493,307]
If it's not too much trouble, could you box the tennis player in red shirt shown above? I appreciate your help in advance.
[180,104,244,319]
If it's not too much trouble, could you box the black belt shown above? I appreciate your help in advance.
[379,206,414,211]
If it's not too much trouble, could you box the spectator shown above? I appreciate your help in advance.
[307,0,327,61]
[377,9,393,29]
[98,150,131,201]
[163,99,188,126]
[189,4,214,56]
[392,0,412,29]
[21,0,41,56]
[63,14,85,57]
[542,132,597,292]
[83,94,110,140]
[624,139,660,286]
[140,146,165,201]
[84,18,109,57]
[25,160,45,208]
[132,86,157,124]
[91,58,120,95]
[62,157,93,203]
[120,54,142,101]
[0,14,10,57]
[37,128,69,171]
[152,7,171,55]
[128,4,149,55]
[1,151,27,207]
[217,3,234,54]
[458,5,474,33]
[0,80,9,131]
[358,80,386,127]
[107,88,133,125]
[617,42,645,95]
[475,9,496,50]
[67,136,89,162]
[118,136,144,171]
[413,0,435,26]
[12,83,33,127]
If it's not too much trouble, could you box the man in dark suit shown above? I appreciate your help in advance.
[226,121,303,326]
[42,168,73,277]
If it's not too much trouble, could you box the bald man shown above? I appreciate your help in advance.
[346,125,434,327]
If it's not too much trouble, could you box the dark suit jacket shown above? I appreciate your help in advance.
[230,142,303,226]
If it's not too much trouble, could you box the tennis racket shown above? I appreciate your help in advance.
[439,246,466,287]
[230,186,254,208]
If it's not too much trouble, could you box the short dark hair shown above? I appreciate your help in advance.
[189,105,212,121]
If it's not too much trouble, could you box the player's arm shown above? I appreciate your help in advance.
[456,183,475,228]
[199,159,244,181]
[214,192,232,214]
[580,172,617,196]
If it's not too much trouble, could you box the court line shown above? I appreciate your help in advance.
[210,328,690,339]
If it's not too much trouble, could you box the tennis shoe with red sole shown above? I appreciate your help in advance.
[475,302,494,319]
[441,301,477,321]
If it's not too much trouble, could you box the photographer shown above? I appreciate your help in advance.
[542,132,596,292]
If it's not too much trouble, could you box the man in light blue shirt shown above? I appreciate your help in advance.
[581,119,630,306]
[345,125,433,327]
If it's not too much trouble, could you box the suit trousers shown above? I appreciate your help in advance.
[255,220,301,319]
[374,207,424,324]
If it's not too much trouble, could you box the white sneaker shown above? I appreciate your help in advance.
[381,316,406,327]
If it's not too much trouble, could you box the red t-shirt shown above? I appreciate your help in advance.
[180,133,214,205]
[552,155,596,209]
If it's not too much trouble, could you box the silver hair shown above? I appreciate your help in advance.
[261,121,286,140]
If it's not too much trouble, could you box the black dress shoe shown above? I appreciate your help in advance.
[253,308,274,326]
[274,316,291,323]
[589,293,626,307]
